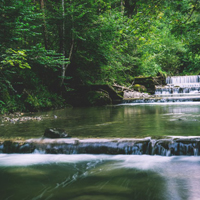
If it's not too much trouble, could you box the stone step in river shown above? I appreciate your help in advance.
[1,137,200,156]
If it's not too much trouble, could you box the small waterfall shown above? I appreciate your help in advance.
[1,137,200,156]
[155,75,200,96]
[166,75,200,86]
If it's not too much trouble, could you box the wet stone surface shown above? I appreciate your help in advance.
[0,137,200,156]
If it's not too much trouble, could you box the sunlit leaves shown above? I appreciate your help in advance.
[1,49,31,69]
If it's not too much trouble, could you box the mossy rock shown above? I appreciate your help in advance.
[134,77,155,94]
[87,90,111,106]
[3,141,20,153]
[66,85,122,106]
[116,91,124,98]
[155,72,167,85]
[133,84,147,92]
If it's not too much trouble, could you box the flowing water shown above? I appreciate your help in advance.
[1,102,200,199]
[0,154,200,200]
[166,75,200,87]
[156,75,200,96]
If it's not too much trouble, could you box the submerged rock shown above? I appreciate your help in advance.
[44,128,70,138]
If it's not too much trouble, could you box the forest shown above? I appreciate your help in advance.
[0,0,200,113]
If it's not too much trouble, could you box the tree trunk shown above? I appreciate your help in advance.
[124,0,137,18]
[60,0,66,86]
[40,0,48,50]
[60,0,74,86]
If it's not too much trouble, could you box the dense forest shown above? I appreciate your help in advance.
[0,0,200,113]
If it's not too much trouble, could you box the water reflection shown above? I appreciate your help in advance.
[1,103,200,139]
[0,154,200,200]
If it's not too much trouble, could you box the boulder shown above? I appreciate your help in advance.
[133,84,147,92]
[87,90,111,106]
[134,77,156,94]
[44,128,70,138]
[65,85,122,106]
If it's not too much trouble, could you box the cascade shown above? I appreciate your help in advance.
[155,75,200,96]
[123,75,200,104]
[1,137,200,156]
[166,75,200,86]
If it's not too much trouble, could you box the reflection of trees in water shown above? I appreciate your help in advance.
[1,104,200,139]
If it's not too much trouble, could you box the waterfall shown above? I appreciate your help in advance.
[166,75,200,87]
[1,137,200,156]
[155,75,200,95]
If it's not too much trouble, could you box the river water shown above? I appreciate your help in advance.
[1,102,200,139]
[1,102,200,199]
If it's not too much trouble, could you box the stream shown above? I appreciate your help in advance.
[1,102,200,139]
[1,102,200,199]
[1,154,200,200]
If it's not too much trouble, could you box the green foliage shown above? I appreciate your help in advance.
[139,26,186,75]
[1,49,31,69]
[24,87,65,111]
[0,0,200,112]
[27,44,69,68]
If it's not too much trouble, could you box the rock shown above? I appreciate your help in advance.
[44,128,70,138]
[123,90,150,99]
[65,85,122,106]
[134,75,167,94]
[87,90,112,106]
[134,76,156,94]
[133,84,147,92]
[155,72,167,85]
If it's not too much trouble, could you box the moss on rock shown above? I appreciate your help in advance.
[87,90,112,106]
[133,84,147,92]
[134,77,155,94]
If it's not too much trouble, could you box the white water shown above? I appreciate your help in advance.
[156,75,200,96]
[1,154,200,169]
[0,153,199,168]
[166,75,200,86]
[1,154,200,200]
[0,154,108,166]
